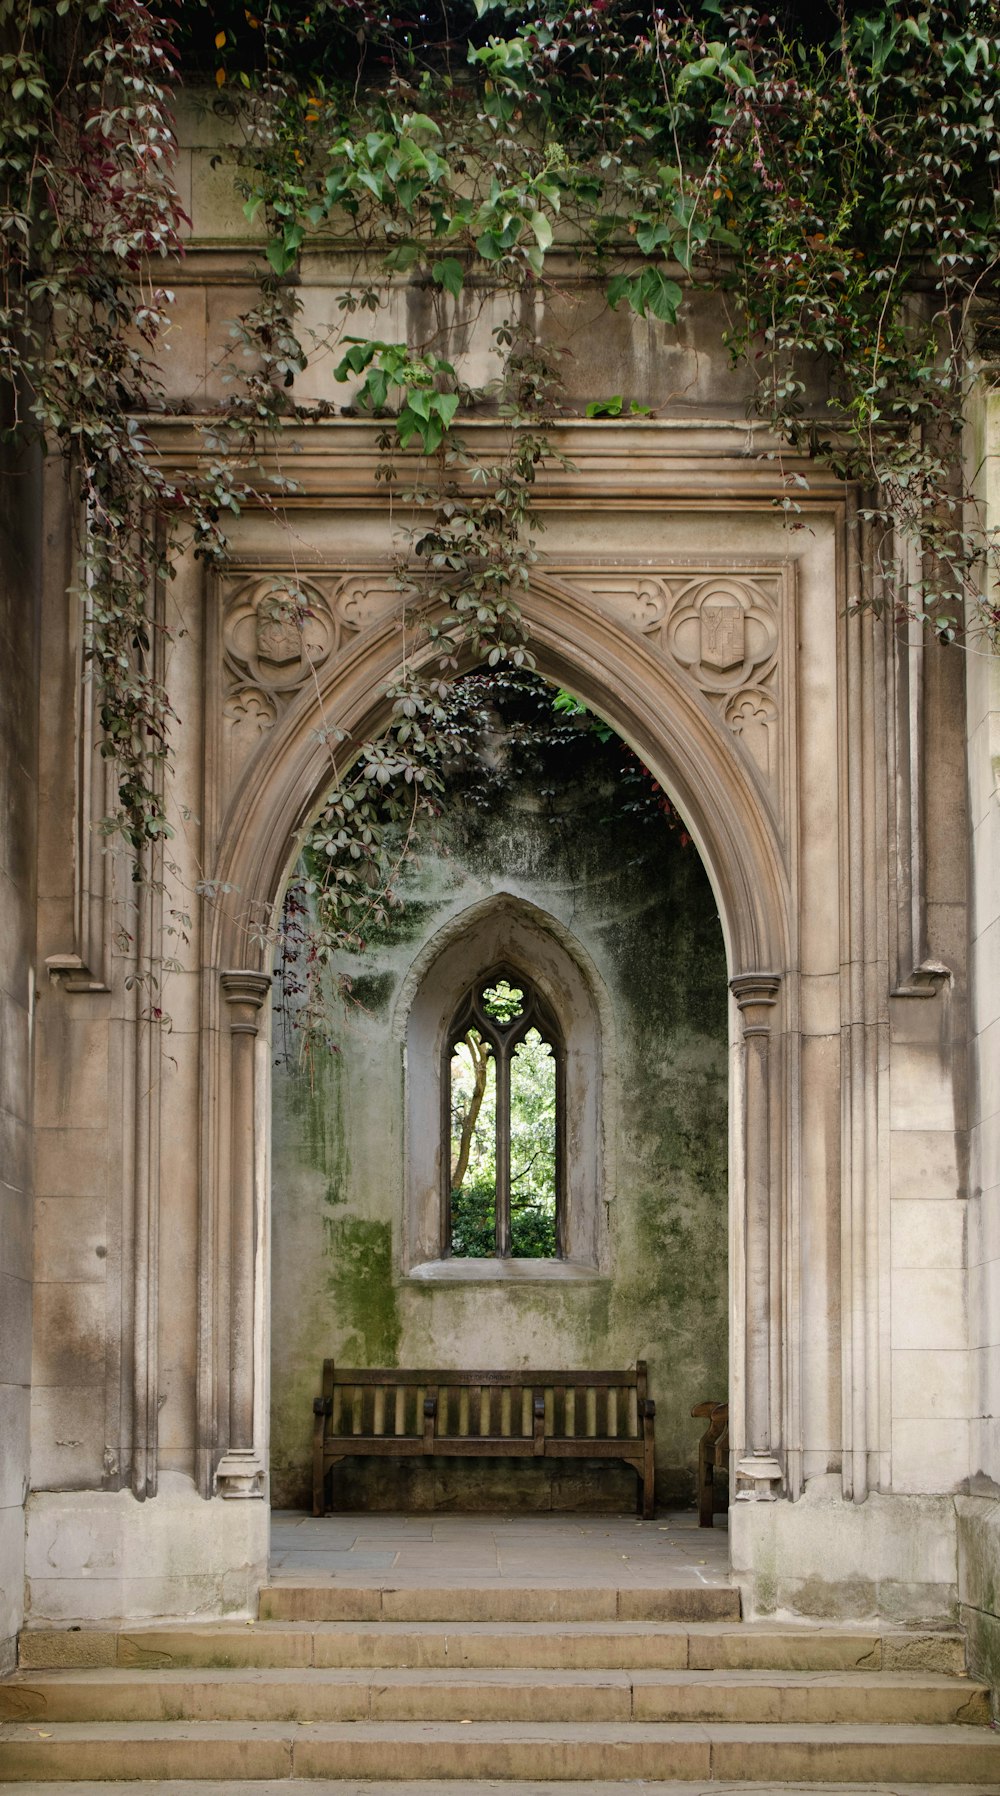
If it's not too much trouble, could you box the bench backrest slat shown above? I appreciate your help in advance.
[322,1361,649,1442]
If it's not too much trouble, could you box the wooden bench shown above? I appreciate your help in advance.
[691,1399,729,1526]
[313,1362,656,1518]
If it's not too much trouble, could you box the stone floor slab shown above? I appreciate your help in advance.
[271,1510,731,1588]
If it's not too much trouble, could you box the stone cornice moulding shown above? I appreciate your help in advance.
[141,417,855,508]
[891,958,952,1000]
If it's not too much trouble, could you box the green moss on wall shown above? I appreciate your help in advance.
[324,1217,402,1365]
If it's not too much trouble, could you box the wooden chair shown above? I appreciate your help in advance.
[691,1399,728,1526]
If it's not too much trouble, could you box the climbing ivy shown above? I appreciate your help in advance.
[3,0,1000,957]
[215,0,1000,638]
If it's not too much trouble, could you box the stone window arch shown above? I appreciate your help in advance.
[445,965,565,1261]
[399,896,610,1281]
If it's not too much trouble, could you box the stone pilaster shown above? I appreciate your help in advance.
[731,972,784,1500]
[216,970,270,1498]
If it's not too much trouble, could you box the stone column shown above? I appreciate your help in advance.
[216,970,270,1498]
[731,972,784,1500]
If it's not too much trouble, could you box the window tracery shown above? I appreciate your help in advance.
[445,971,563,1260]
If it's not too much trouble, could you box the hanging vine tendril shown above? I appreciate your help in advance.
[3,0,999,979]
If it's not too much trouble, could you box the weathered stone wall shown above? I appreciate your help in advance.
[12,88,990,1631]
[0,416,39,1671]
[270,707,729,1509]
[958,385,1000,1703]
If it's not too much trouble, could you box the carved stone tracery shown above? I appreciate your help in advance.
[217,573,400,795]
[221,574,400,717]
[216,561,792,837]
[554,565,789,828]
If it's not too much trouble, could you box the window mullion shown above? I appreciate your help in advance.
[496,1040,511,1257]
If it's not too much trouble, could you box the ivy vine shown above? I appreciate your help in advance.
[3,0,1000,1023]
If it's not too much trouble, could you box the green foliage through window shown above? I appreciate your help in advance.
[448,976,560,1258]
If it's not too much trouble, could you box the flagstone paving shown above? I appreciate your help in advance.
[268,1509,732,1588]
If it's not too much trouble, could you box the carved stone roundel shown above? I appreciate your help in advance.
[224,580,336,693]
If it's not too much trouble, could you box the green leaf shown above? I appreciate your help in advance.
[402,112,442,137]
[433,392,460,429]
[635,219,673,255]
[607,268,683,324]
[606,273,631,311]
[265,239,296,275]
[476,230,503,262]
[384,242,421,271]
[530,211,553,251]
[395,177,424,213]
[585,395,624,418]
[334,340,378,380]
[363,369,389,410]
[432,257,464,299]
[677,55,718,87]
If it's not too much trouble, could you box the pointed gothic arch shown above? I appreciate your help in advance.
[199,573,792,1511]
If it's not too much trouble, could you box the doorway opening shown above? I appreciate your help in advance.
[267,670,729,1523]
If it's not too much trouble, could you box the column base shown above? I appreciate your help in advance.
[24,1477,269,1622]
[215,1448,265,1499]
[730,1476,959,1622]
[734,1452,784,1500]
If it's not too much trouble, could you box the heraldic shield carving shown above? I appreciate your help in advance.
[221,571,401,712]
[666,578,778,689]
[700,598,745,672]
[223,580,337,695]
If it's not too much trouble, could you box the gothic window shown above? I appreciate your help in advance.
[445,969,563,1259]
[403,896,605,1278]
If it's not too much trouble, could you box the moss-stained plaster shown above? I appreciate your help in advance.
[270,711,729,1510]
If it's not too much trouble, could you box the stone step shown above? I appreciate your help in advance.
[2,1718,1000,1784]
[258,1583,742,1623]
[2,1785,990,1796]
[0,1665,990,1727]
[17,1621,967,1676]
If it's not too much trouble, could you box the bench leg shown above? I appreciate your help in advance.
[640,1441,655,1519]
[312,1414,326,1516]
[698,1447,714,1527]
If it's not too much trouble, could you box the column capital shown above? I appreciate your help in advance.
[730,972,781,1029]
[221,970,271,1026]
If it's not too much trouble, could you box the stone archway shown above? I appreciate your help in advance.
[198,557,794,1523]
[28,414,967,1630]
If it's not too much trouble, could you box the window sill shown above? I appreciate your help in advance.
[404,1257,603,1284]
